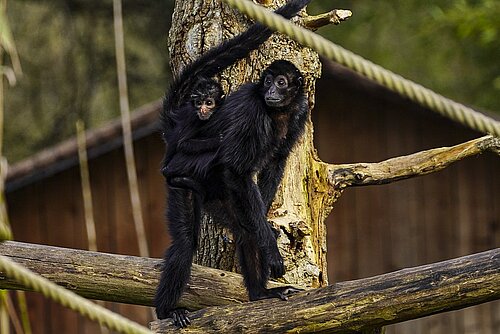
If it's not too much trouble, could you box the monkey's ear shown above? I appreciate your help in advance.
[297,76,304,86]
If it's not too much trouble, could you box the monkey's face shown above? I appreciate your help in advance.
[260,60,303,108]
[191,79,224,120]
[193,96,217,120]
[262,74,296,107]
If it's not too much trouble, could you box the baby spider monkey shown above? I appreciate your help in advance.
[161,78,224,198]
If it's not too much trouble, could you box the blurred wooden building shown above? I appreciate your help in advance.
[5,61,500,333]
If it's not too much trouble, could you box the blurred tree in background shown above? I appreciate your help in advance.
[4,0,499,163]
[5,0,173,162]
[309,0,500,114]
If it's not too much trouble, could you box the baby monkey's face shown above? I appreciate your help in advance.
[191,80,223,120]
[193,96,217,120]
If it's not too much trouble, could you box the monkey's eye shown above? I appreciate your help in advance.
[205,98,214,106]
[194,100,202,107]
[275,75,288,88]
[264,75,273,87]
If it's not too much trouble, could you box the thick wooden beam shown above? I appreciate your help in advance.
[151,248,499,333]
[0,241,253,309]
[1,241,498,333]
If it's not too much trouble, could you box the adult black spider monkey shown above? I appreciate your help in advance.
[160,0,310,196]
[210,58,308,298]
[156,0,311,327]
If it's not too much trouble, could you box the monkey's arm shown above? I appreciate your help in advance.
[259,98,309,210]
[188,0,312,80]
[258,153,288,212]
[165,0,311,109]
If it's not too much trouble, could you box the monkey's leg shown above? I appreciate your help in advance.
[235,231,302,301]
[225,171,285,279]
[154,188,200,327]
[235,232,266,300]
[168,176,206,199]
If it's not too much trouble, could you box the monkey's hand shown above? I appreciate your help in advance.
[166,308,191,328]
[263,224,285,278]
[268,244,286,278]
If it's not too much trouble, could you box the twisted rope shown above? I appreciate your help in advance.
[0,255,152,334]
[221,0,500,137]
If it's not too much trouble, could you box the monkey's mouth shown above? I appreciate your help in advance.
[197,108,213,120]
[265,98,283,107]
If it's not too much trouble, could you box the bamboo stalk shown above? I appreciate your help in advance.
[76,120,109,333]
[112,0,149,257]
[0,292,23,334]
[76,120,98,252]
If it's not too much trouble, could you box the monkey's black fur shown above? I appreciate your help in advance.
[156,0,311,327]
[213,59,308,298]
[161,78,224,198]
[159,0,310,194]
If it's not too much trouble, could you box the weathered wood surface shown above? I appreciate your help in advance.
[151,248,500,333]
[302,9,352,30]
[1,243,498,333]
[329,135,500,189]
[0,241,261,309]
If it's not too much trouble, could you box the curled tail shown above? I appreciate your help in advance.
[164,0,311,110]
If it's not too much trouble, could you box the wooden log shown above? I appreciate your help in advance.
[151,248,500,333]
[1,241,498,333]
[0,241,256,309]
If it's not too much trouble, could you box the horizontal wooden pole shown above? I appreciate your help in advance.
[151,248,500,333]
[1,242,498,333]
[0,241,253,309]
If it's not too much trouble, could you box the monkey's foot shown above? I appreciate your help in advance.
[164,308,191,328]
[251,286,303,301]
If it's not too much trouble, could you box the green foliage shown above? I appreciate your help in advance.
[310,0,500,114]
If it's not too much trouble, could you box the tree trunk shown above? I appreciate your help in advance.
[167,0,327,288]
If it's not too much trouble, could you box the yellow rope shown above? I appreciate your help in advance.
[221,0,500,138]
[0,255,153,334]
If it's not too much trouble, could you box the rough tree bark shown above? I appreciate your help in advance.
[168,0,326,288]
